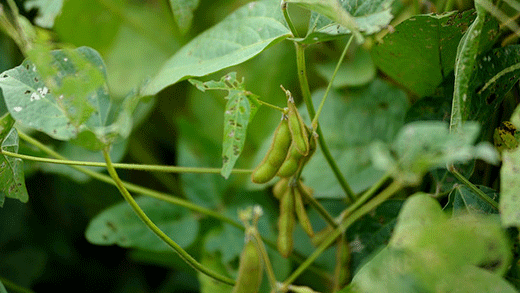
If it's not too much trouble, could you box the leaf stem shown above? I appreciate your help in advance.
[311,35,354,129]
[102,148,236,286]
[252,230,277,290]
[295,43,356,202]
[298,182,337,228]
[1,149,252,174]
[257,99,286,112]
[448,164,498,210]
[17,130,331,281]
[281,1,299,38]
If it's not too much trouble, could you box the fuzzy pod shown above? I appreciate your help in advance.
[251,116,292,183]
[277,187,295,258]
[273,178,289,200]
[232,238,263,293]
[287,98,310,156]
[294,187,314,237]
[277,142,305,178]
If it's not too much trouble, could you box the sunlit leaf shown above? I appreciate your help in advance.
[142,0,291,96]
[85,196,199,252]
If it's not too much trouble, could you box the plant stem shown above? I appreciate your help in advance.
[17,130,331,281]
[298,182,337,228]
[448,164,499,210]
[257,99,286,112]
[102,148,236,286]
[311,35,353,129]
[295,43,356,202]
[281,181,402,287]
[252,231,277,290]
[281,1,299,38]
[1,150,252,174]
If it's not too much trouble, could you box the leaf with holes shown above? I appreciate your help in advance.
[0,127,28,207]
[142,0,291,96]
[85,196,199,251]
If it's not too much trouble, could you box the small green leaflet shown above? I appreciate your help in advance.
[0,114,28,207]
[500,104,520,228]
[189,73,260,179]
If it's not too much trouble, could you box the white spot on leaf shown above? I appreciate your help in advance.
[30,92,41,101]
[13,106,22,112]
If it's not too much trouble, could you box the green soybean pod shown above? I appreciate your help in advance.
[251,115,292,184]
[294,187,314,237]
[277,143,305,178]
[277,187,295,258]
[232,238,263,293]
[287,97,310,156]
[273,178,289,200]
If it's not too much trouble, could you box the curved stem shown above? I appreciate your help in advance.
[102,148,236,286]
[17,130,331,281]
[281,1,299,38]
[281,181,402,287]
[311,35,354,129]
[1,149,252,174]
[295,43,356,202]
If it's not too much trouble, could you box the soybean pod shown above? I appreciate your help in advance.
[277,142,305,178]
[287,96,310,156]
[273,177,289,200]
[277,186,295,258]
[251,115,292,184]
[232,238,263,293]
[294,186,314,237]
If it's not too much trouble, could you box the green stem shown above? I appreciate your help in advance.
[252,231,278,290]
[257,99,286,112]
[17,131,331,281]
[281,1,299,38]
[311,35,354,129]
[295,43,356,202]
[298,182,337,228]
[282,181,402,287]
[1,149,252,174]
[102,148,236,286]
[448,164,499,210]
[0,276,35,293]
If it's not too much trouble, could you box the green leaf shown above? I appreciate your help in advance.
[190,73,260,179]
[24,0,64,28]
[0,126,29,207]
[142,0,291,96]
[448,185,498,216]
[296,79,409,198]
[169,0,200,35]
[371,10,475,97]
[468,45,520,124]
[285,0,363,41]
[0,280,5,293]
[450,4,488,133]
[85,196,199,252]
[501,105,520,228]
[315,48,376,88]
[370,121,499,186]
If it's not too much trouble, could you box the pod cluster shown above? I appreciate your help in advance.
[251,97,316,184]
[273,178,315,257]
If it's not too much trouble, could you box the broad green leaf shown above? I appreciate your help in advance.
[189,73,260,179]
[0,127,28,207]
[294,0,393,44]
[501,104,520,227]
[468,45,520,124]
[371,10,475,97]
[315,48,376,88]
[0,280,5,293]
[142,0,291,96]
[436,265,518,293]
[169,0,200,35]
[448,185,498,215]
[450,4,487,133]
[198,251,233,293]
[85,196,199,252]
[24,0,64,28]
[0,47,143,150]
[295,79,408,198]
[370,121,499,185]
[285,0,362,41]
